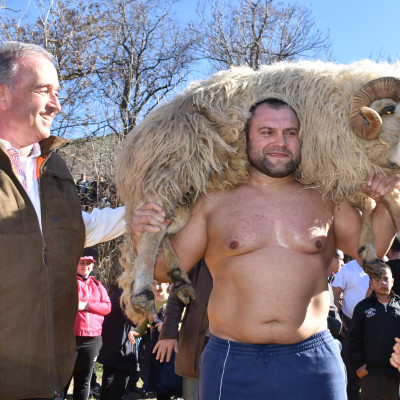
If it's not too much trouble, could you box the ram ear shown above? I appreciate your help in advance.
[350,77,400,140]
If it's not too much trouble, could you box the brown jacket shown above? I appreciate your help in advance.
[0,136,85,400]
[159,260,212,378]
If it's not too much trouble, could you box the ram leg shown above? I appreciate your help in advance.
[382,189,400,234]
[162,236,196,304]
[130,230,166,315]
[355,194,383,279]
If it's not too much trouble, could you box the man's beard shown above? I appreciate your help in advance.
[246,145,301,178]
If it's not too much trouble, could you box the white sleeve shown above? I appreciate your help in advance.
[331,267,346,290]
[83,206,127,247]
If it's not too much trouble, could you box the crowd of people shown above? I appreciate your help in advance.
[3,39,400,400]
[76,174,117,209]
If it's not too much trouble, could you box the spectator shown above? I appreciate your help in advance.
[348,264,400,399]
[76,173,91,208]
[328,248,345,284]
[129,281,182,400]
[332,258,371,399]
[76,173,90,194]
[154,259,212,400]
[67,247,111,400]
[0,41,126,400]
[327,251,343,339]
[90,175,109,205]
[97,288,140,400]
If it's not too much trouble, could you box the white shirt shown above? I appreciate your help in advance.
[83,206,126,247]
[331,259,370,318]
[1,139,126,243]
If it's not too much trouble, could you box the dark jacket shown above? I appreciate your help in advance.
[97,289,138,371]
[159,259,212,378]
[0,136,85,400]
[328,283,342,338]
[387,259,400,296]
[348,291,400,376]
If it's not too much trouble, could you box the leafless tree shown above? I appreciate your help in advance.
[91,0,195,136]
[190,0,331,71]
[0,0,194,138]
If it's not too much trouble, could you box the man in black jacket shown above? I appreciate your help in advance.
[348,264,400,400]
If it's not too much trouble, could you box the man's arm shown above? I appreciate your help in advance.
[131,197,211,281]
[333,174,398,260]
[390,338,400,371]
[83,206,126,247]
[154,277,189,363]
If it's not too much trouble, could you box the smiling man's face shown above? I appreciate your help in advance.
[246,103,301,178]
[2,54,61,152]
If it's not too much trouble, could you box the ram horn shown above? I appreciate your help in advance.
[350,77,400,140]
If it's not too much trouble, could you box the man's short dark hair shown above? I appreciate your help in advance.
[244,98,300,137]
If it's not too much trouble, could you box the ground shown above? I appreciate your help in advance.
[64,362,179,400]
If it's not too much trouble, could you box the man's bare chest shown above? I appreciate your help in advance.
[207,190,334,256]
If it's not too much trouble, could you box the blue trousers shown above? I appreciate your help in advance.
[199,330,347,400]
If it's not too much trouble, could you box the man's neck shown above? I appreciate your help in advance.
[248,169,296,187]
[0,136,34,157]
[376,292,391,303]
[18,145,34,157]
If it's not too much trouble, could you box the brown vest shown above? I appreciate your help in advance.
[0,136,85,400]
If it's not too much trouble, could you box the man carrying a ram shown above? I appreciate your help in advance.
[131,98,398,399]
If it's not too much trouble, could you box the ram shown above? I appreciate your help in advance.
[116,60,400,321]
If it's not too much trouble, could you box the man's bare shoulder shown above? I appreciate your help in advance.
[194,189,236,211]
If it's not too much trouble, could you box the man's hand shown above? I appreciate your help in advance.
[364,172,400,201]
[356,364,368,378]
[153,338,179,363]
[130,202,170,251]
[390,338,400,371]
[128,330,140,344]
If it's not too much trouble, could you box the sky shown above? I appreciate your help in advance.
[285,0,400,63]
[174,0,400,64]
[7,0,400,65]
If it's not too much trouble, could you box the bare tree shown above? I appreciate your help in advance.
[190,0,331,71]
[0,0,194,138]
[92,0,195,136]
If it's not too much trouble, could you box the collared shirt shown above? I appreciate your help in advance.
[0,139,42,227]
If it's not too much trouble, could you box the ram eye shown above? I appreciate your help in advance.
[379,105,396,116]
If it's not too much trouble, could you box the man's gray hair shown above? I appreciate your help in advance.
[0,41,54,86]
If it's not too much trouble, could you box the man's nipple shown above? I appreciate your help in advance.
[230,241,239,249]
[315,240,322,249]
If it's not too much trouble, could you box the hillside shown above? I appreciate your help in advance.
[58,134,124,184]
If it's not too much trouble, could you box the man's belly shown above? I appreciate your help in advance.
[206,247,331,344]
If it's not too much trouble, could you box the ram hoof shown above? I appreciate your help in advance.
[363,259,384,280]
[130,288,155,316]
[174,282,196,304]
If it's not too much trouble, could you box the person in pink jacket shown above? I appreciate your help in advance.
[67,246,111,400]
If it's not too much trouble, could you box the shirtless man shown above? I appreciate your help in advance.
[131,99,397,399]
